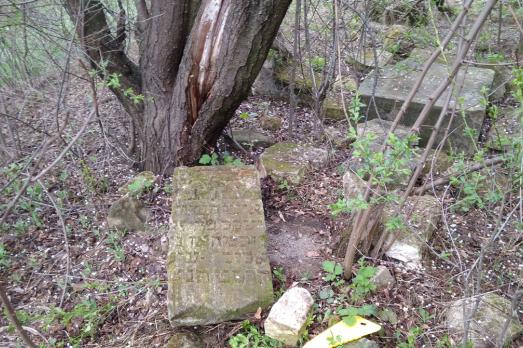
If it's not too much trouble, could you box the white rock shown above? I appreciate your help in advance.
[265,287,314,346]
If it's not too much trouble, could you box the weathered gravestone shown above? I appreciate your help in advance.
[167,166,274,326]
[358,62,495,152]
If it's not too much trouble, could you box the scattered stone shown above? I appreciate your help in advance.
[446,293,523,348]
[421,149,452,176]
[260,115,283,131]
[332,76,359,93]
[382,1,426,26]
[259,142,329,185]
[252,59,285,97]
[383,24,410,53]
[231,129,275,149]
[166,332,203,348]
[346,48,393,71]
[370,265,396,290]
[486,107,521,151]
[264,287,314,346]
[323,126,350,148]
[359,62,495,152]
[323,97,348,121]
[167,166,273,326]
[274,65,320,94]
[107,196,149,232]
[345,338,380,348]
[342,170,368,201]
[383,195,441,269]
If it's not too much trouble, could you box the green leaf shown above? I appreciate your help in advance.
[199,154,212,165]
[239,112,250,120]
[322,260,335,274]
[342,314,357,326]
[357,304,377,316]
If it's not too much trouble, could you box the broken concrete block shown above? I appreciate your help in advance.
[265,287,314,346]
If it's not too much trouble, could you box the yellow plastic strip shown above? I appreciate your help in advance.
[303,316,381,348]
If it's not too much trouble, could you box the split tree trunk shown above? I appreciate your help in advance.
[65,0,291,174]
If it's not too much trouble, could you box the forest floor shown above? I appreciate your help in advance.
[0,70,522,348]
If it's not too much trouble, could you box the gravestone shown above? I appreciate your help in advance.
[358,62,495,152]
[167,166,273,326]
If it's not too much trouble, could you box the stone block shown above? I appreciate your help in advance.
[358,62,495,153]
[231,129,275,149]
[342,171,368,201]
[264,287,314,346]
[446,293,523,348]
[346,48,393,72]
[107,196,149,232]
[260,115,283,131]
[167,332,203,348]
[167,166,273,326]
[259,142,329,185]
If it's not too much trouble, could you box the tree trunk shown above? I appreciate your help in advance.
[65,0,291,174]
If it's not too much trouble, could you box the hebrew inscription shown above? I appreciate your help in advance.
[167,165,273,326]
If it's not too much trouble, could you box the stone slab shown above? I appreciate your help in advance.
[358,62,495,152]
[231,129,275,149]
[167,166,273,326]
[259,142,329,185]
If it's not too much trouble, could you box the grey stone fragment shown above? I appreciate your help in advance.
[107,196,149,232]
[166,332,203,348]
[323,126,350,148]
[231,129,276,149]
[259,142,329,185]
[446,293,523,348]
[370,265,396,290]
[167,166,273,326]
[358,62,495,152]
[342,171,368,201]
[260,115,283,131]
[346,48,393,71]
[264,287,314,346]
[383,195,441,269]
[252,59,285,97]
[345,338,380,348]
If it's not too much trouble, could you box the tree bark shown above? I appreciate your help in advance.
[65,0,291,174]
